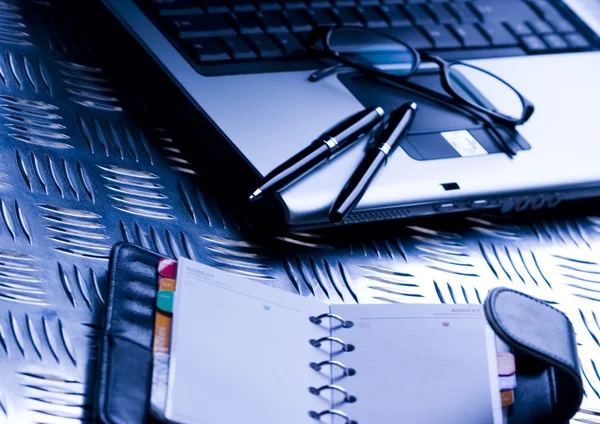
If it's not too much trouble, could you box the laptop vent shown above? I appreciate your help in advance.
[344,207,412,224]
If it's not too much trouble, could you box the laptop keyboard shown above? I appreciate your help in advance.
[138,0,598,74]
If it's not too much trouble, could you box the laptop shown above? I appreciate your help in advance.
[91,0,600,232]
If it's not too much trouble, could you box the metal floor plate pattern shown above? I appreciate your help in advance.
[0,1,598,423]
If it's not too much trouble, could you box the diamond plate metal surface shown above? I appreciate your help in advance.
[0,1,598,423]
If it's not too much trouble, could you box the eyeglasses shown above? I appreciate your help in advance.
[306,26,535,157]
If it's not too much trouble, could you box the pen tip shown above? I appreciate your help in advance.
[375,107,385,117]
[409,102,417,110]
[248,188,263,202]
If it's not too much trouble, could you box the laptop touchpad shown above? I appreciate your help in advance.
[337,72,529,160]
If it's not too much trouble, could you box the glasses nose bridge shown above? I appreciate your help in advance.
[418,52,449,69]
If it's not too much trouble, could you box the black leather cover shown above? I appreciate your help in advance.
[95,244,584,424]
[95,243,164,424]
[485,287,584,424]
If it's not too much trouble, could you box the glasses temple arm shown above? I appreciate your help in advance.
[309,63,348,82]
[520,102,535,124]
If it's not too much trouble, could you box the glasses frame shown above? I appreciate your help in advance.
[306,26,536,155]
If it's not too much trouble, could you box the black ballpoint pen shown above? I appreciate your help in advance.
[329,102,418,224]
[248,106,385,201]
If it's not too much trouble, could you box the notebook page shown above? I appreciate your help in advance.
[331,303,503,424]
[165,258,327,424]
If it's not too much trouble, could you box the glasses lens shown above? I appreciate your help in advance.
[448,64,524,120]
[327,28,417,76]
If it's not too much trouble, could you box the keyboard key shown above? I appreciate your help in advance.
[427,4,457,24]
[450,24,490,48]
[281,0,306,10]
[479,23,518,46]
[332,0,355,6]
[545,16,575,33]
[468,2,494,21]
[528,20,553,35]
[543,34,568,50]
[380,5,410,27]
[404,5,435,25]
[359,6,389,28]
[272,31,306,56]
[469,1,538,22]
[284,0,307,9]
[333,8,364,26]
[165,15,236,38]
[185,38,231,61]
[357,0,379,5]
[283,9,314,32]
[150,0,203,16]
[227,0,255,12]
[421,24,461,48]
[231,12,264,34]
[447,3,479,24]
[528,0,563,19]
[221,35,257,59]
[307,0,332,7]
[199,0,229,13]
[256,0,281,11]
[507,22,533,36]
[564,33,591,49]
[306,9,338,26]
[292,31,312,45]
[380,27,432,49]
[247,33,283,57]
[521,34,547,52]
[260,11,289,33]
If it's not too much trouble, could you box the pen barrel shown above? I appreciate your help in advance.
[329,149,387,224]
[329,103,418,224]
[250,106,384,200]
[322,106,384,150]
[256,143,330,194]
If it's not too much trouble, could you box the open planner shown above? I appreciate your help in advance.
[164,258,504,424]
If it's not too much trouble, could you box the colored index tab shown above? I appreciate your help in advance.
[153,277,176,355]
[496,352,516,376]
[501,390,515,407]
[158,258,177,279]
[157,290,174,313]
[159,276,176,292]
[499,374,517,391]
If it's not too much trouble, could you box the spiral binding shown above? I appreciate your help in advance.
[308,314,358,424]
[309,313,354,328]
[309,360,356,376]
[309,409,357,424]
